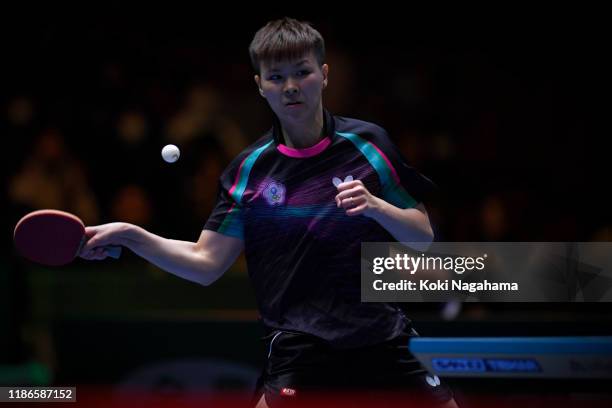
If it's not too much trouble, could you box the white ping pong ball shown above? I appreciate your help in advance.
[161,144,180,163]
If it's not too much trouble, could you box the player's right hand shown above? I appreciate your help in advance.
[79,223,127,260]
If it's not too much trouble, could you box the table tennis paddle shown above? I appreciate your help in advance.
[14,209,121,266]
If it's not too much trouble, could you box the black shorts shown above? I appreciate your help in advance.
[253,326,454,407]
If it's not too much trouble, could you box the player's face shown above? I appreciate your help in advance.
[255,52,328,125]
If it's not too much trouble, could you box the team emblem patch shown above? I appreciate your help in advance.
[263,181,286,206]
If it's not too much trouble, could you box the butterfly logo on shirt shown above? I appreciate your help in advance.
[263,181,286,206]
[332,175,353,187]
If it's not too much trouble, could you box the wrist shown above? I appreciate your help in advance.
[115,222,139,245]
[367,196,387,220]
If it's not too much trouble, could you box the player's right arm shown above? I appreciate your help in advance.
[80,223,243,286]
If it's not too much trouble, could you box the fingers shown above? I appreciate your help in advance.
[94,247,108,260]
[335,185,368,207]
[82,226,103,253]
[81,238,102,255]
[79,223,123,261]
[338,195,366,209]
[333,179,373,216]
[79,246,108,260]
[80,227,109,258]
[84,226,99,238]
[90,247,107,260]
[81,229,110,254]
[345,203,368,216]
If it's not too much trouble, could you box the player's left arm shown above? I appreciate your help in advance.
[335,180,433,248]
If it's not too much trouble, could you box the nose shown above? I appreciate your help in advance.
[283,78,299,96]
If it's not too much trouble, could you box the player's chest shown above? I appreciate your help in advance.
[240,157,382,209]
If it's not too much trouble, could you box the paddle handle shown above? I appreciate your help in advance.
[105,246,122,259]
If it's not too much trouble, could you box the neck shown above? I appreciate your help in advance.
[281,107,324,149]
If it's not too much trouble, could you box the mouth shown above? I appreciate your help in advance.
[285,101,303,107]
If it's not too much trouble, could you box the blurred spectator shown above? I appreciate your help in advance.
[3,96,39,184]
[88,107,159,225]
[166,84,220,146]
[480,195,509,241]
[110,185,154,227]
[117,110,148,145]
[165,83,248,161]
[9,128,100,224]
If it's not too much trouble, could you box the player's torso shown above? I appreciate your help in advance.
[228,115,410,347]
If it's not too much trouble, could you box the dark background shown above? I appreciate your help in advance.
[1,6,610,400]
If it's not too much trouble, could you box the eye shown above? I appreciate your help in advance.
[267,74,282,81]
[296,70,310,77]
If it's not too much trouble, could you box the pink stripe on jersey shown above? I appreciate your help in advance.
[369,142,401,184]
[277,137,331,158]
[228,156,248,196]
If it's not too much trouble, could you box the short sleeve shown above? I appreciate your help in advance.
[368,127,436,209]
[203,163,245,239]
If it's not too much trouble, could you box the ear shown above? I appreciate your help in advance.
[254,75,265,97]
[321,64,329,89]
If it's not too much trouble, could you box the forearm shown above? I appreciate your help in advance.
[370,198,434,250]
[115,224,221,285]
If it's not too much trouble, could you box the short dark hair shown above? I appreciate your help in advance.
[249,17,325,74]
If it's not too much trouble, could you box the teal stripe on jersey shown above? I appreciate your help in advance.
[229,140,274,203]
[218,204,244,239]
[336,132,417,209]
[219,140,273,238]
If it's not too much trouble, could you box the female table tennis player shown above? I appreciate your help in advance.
[81,17,458,408]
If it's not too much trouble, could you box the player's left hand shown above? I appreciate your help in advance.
[335,179,381,217]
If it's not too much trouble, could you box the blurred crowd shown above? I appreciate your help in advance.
[1,17,607,248]
[2,82,254,242]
